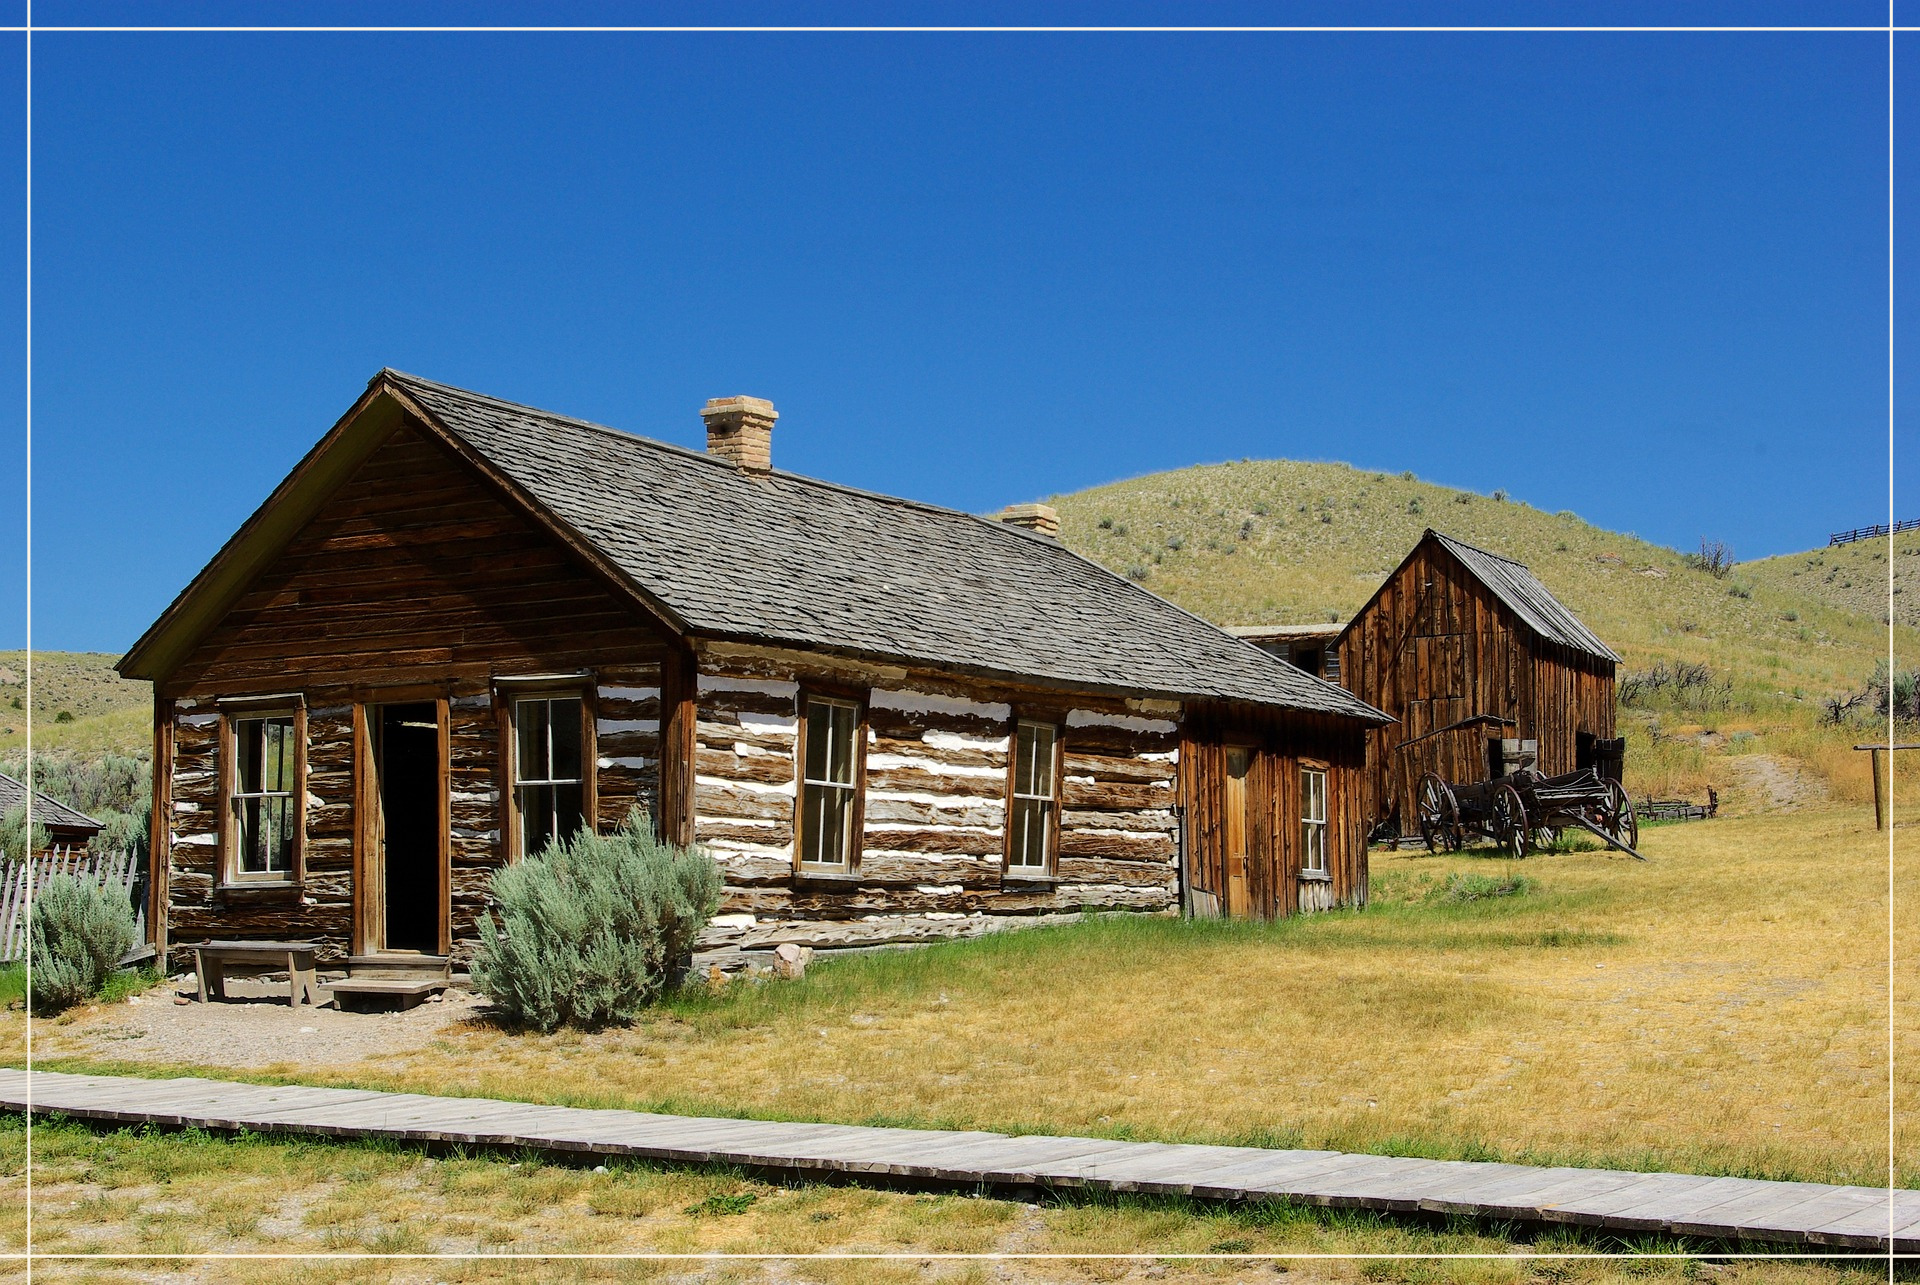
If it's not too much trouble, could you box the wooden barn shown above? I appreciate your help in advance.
[117,371,1390,982]
[1333,530,1621,837]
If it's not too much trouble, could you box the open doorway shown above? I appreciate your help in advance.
[370,702,443,954]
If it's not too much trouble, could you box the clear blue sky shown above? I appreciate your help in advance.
[4,17,1905,652]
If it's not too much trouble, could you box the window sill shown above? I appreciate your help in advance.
[793,869,863,886]
[1298,870,1332,884]
[214,880,303,903]
[1001,871,1059,886]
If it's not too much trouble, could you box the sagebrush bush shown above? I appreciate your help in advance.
[472,811,723,1032]
[29,873,137,1013]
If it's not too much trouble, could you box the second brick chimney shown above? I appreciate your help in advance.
[700,396,779,473]
[996,503,1060,539]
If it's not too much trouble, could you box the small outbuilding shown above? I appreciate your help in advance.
[1333,530,1621,837]
[1225,624,1344,683]
[0,770,105,851]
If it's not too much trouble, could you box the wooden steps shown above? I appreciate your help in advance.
[0,1069,1910,1252]
[332,954,450,1010]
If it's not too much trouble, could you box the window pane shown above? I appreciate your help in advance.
[801,782,851,866]
[237,720,263,793]
[1011,797,1048,867]
[517,700,550,782]
[553,783,584,846]
[805,702,833,784]
[263,719,293,792]
[236,794,294,874]
[519,783,556,857]
[829,703,857,784]
[1015,723,1055,798]
[548,699,582,780]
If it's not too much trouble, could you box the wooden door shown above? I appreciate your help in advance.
[354,697,452,957]
[1224,747,1252,918]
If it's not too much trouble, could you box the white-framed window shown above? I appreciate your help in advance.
[1301,765,1329,875]
[798,695,862,871]
[229,714,298,880]
[514,695,585,859]
[1007,720,1058,874]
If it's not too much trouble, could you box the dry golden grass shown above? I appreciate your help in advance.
[20,805,1911,1192]
[0,1116,1898,1280]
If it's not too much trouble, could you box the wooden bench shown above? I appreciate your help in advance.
[191,940,322,1008]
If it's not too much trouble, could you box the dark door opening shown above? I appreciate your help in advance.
[374,702,441,954]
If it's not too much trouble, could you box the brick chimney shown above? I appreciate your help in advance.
[700,396,778,473]
[996,503,1059,539]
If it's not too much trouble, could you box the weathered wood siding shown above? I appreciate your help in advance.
[1335,539,1617,831]
[152,417,675,964]
[1179,708,1367,920]
[688,648,1181,956]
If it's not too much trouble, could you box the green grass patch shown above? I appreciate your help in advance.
[1431,871,1537,903]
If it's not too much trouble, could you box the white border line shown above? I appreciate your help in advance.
[12,7,1906,1271]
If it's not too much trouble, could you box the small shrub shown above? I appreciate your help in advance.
[1165,535,1184,552]
[1317,511,1333,524]
[1096,516,1113,530]
[0,806,49,861]
[686,1193,759,1216]
[1113,523,1129,537]
[1238,519,1254,540]
[29,874,137,1013]
[1554,540,1569,552]
[1682,538,1735,579]
[1399,470,1416,481]
[472,811,723,1032]
[1492,489,1509,503]
[1252,502,1269,516]
[1727,582,1752,599]
[1406,499,1423,516]
[53,710,73,724]
[1431,872,1536,904]
[1454,493,1471,505]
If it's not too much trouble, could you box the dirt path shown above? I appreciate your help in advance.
[33,977,487,1069]
[1725,753,1829,813]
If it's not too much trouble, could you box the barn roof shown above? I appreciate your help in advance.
[1427,531,1620,664]
[0,771,103,834]
[122,370,1388,723]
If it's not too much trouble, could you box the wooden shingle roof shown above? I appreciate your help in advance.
[0,771,103,834]
[386,372,1388,721]
[1427,531,1620,664]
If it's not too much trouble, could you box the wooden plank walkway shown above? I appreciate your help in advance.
[2,1069,1911,1252]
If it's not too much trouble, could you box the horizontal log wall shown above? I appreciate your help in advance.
[155,415,674,967]
[688,648,1181,956]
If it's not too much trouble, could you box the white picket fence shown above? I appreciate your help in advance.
[0,846,145,964]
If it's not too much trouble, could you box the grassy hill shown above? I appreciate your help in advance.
[1740,528,1920,630]
[0,650,151,758]
[1042,459,1910,806]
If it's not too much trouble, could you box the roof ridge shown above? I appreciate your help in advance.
[1429,528,1529,569]
[383,368,1040,531]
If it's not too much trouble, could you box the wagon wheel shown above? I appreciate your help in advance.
[1601,780,1639,851]
[1416,773,1459,854]
[1490,783,1530,859]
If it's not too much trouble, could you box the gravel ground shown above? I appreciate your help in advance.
[32,978,488,1068]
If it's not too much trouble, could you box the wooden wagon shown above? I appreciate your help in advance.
[1415,766,1642,859]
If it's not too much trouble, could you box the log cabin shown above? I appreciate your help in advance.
[0,770,105,851]
[117,371,1391,980]
[1332,530,1621,837]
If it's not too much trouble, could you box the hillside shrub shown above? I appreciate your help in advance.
[1683,539,1736,579]
[29,873,137,1013]
[472,811,723,1032]
[0,751,152,854]
[0,807,49,861]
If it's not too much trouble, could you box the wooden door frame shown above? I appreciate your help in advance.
[352,694,453,957]
[1223,742,1255,919]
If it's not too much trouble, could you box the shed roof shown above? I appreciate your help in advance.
[0,772,103,834]
[123,370,1388,723]
[1426,531,1620,663]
